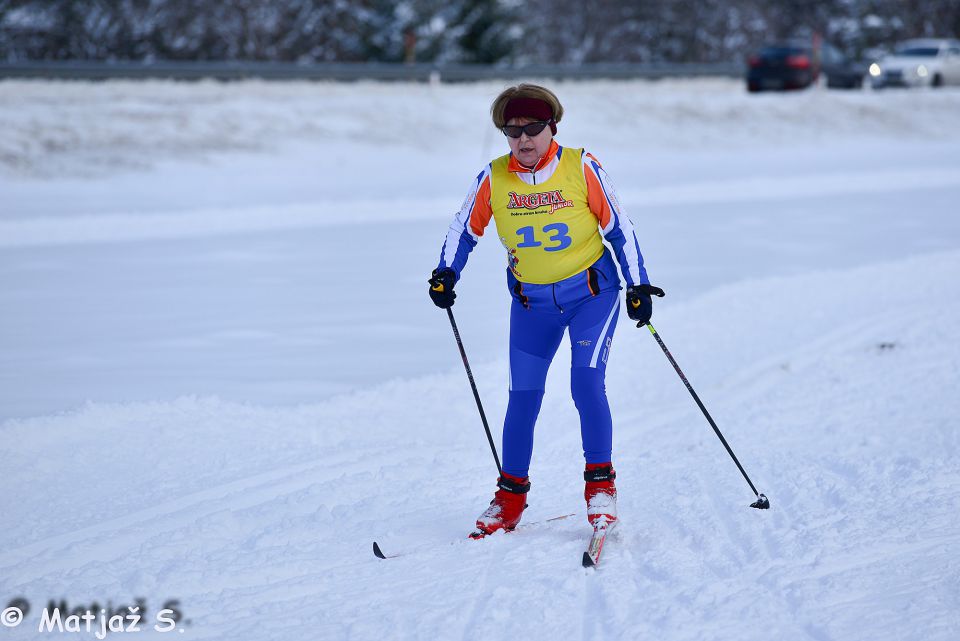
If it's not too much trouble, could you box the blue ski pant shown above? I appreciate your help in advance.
[502,251,621,478]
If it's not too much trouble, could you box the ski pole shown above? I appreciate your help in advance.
[444,308,503,477]
[643,321,769,509]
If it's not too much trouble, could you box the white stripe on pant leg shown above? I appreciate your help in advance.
[589,297,620,368]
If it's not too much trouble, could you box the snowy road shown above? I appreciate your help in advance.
[1,79,959,640]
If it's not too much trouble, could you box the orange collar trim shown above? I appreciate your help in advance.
[507,140,560,174]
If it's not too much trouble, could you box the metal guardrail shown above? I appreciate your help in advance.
[0,60,743,81]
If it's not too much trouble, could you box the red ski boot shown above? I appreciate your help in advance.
[584,463,617,526]
[471,472,530,538]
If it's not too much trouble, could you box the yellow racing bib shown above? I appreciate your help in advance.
[489,147,604,284]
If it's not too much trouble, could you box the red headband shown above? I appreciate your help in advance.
[503,97,557,134]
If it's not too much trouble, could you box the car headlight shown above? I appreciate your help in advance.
[917,65,928,78]
[869,63,882,77]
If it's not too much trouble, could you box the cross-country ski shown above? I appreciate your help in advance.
[372,514,576,559]
[582,520,616,568]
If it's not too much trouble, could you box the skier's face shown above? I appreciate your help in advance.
[505,116,553,168]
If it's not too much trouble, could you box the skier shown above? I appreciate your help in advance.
[428,83,663,537]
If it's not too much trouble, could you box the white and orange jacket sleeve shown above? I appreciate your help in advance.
[580,151,650,287]
[436,149,649,287]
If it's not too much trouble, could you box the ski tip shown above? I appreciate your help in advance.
[372,541,386,559]
[582,551,595,568]
[750,493,770,510]
[468,530,487,540]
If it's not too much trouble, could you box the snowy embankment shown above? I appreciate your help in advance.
[2,249,958,640]
[1,78,958,182]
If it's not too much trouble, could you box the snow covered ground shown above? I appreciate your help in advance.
[1,78,959,640]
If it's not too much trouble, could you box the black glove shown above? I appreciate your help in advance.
[428,268,457,308]
[625,284,665,325]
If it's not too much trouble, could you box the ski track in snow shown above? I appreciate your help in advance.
[2,249,959,640]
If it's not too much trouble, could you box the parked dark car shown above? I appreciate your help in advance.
[747,41,864,92]
[821,44,867,88]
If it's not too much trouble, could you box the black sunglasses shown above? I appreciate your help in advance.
[501,121,551,138]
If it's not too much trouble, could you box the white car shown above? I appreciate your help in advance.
[869,38,960,88]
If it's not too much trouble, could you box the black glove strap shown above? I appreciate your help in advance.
[429,268,455,290]
[631,285,667,298]
[630,284,665,298]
